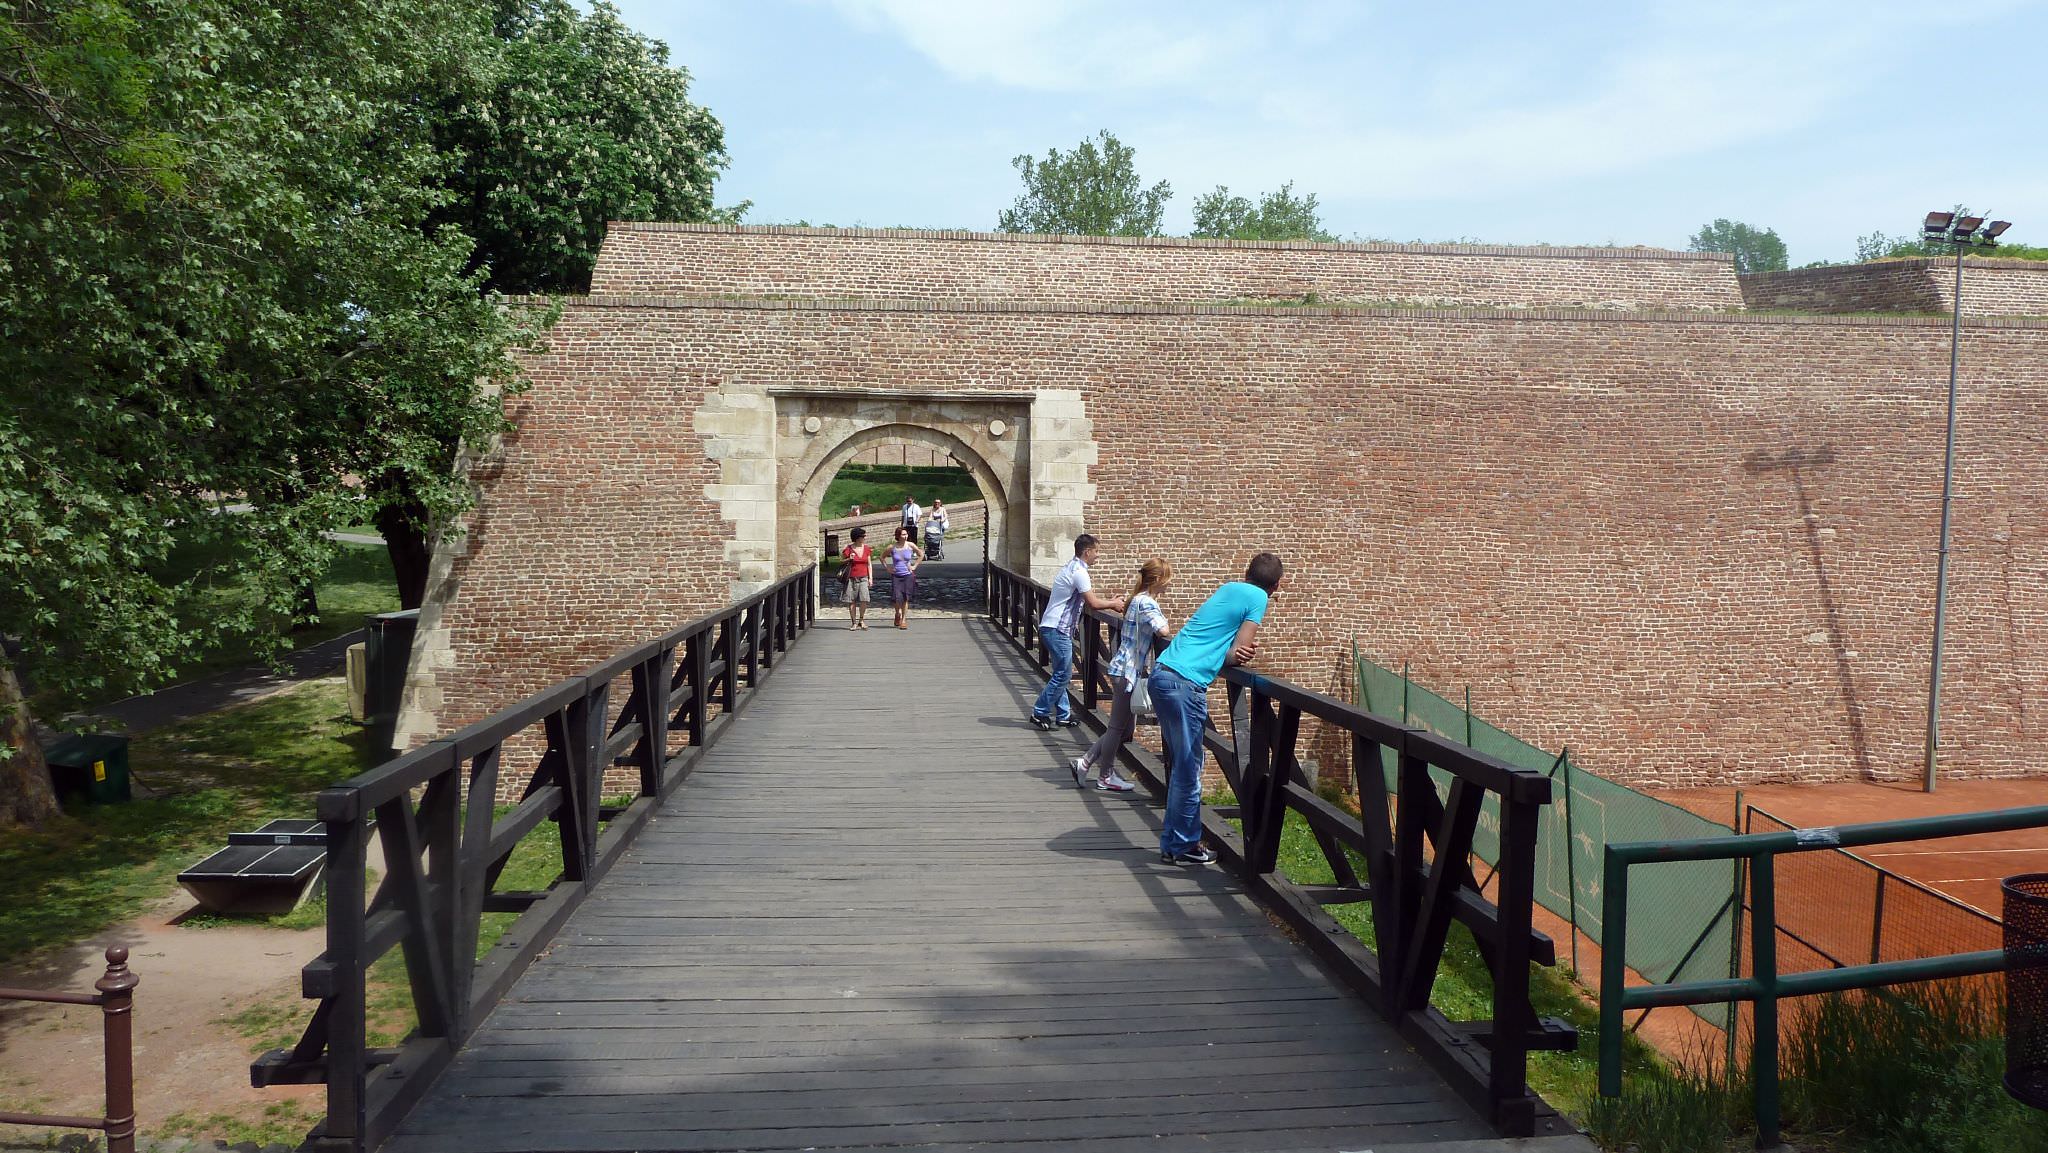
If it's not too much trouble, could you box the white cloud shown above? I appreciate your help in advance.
[823,0,1252,91]
[827,0,1949,203]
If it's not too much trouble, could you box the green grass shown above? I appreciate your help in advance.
[171,541,399,690]
[212,808,568,1070]
[0,679,370,965]
[1779,983,2048,1153]
[822,463,983,519]
[157,1099,321,1148]
[1239,797,1675,1119]
[33,540,400,720]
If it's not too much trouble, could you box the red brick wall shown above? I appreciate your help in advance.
[433,296,2048,791]
[1742,258,2048,317]
[588,224,1745,312]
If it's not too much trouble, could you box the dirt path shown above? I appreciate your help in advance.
[0,889,322,1146]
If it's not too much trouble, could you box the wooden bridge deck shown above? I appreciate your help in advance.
[386,613,1560,1153]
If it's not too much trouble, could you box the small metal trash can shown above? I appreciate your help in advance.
[2003,873,2048,1108]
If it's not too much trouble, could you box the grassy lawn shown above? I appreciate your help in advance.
[1242,798,1673,1121]
[822,463,982,518]
[0,679,371,966]
[164,541,400,694]
[32,540,400,721]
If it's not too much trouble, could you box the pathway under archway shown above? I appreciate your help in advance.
[691,383,1102,597]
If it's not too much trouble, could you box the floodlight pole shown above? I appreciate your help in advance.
[1922,240,1968,794]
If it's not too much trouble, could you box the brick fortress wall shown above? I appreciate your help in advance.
[1742,258,2048,317]
[425,291,2048,792]
[590,224,1746,312]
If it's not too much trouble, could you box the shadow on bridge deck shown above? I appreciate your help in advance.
[385,613,1589,1153]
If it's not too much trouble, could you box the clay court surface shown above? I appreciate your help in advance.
[1651,776,2048,919]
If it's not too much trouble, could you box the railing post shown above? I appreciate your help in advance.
[746,603,762,685]
[1082,616,1102,712]
[1491,792,1540,1131]
[1752,851,1781,1150]
[686,633,708,748]
[1598,846,1629,1099]
[96,947,137,1153]
[325,805,369,1148]
[634,651,671,795]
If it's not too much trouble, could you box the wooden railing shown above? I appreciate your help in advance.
[253,567,817,1153]
[984,561,1575,1136]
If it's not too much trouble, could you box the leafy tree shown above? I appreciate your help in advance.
[0,0,541,826]
[1191,182,1336,242]
[430,0,739,296]
[1689,219,1789,274]
[354,0,741,605]
[997,130,1170,237]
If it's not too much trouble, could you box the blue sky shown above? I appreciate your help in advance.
[619,1,2048,265]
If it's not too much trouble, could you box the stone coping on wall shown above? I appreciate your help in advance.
[604,221,1733,263]
[512,292,2048,329]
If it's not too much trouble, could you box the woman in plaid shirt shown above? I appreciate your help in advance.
[1071,558,1175,793]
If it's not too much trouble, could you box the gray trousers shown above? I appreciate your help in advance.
[1082,677,1138,774]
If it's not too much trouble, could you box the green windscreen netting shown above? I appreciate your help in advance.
[1355,644,1741,1027]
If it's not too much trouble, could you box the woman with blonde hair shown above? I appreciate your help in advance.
[1071,558,1174,793]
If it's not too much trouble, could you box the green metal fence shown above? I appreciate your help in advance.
[1354,644,1741,1026]
[1597,805,2048,1148]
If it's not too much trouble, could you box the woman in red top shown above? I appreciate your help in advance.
[840,527,873,630]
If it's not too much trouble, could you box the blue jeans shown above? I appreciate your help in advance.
[1032,625,1074,721]
[1150,664,1209,855]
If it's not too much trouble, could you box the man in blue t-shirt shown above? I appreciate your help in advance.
[1148,552,1285,865]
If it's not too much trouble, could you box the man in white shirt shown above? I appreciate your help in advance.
[1030,534,1127,730]
[901,496,922,535]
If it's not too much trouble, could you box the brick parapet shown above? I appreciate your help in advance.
[1742,258,2048,317]
[587,224,1744,312]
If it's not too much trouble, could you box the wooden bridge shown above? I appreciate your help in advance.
[254,565,1590,1152]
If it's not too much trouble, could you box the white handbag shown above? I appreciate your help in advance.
[1129,672,1154,715]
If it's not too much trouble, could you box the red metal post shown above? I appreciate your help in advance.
[96,946,138,1153]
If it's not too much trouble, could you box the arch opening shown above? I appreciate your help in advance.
[783,421,1020,581]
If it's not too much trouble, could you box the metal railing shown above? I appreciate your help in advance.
[1599,804,2048,1148]
[0,946,138,1153]
[253,567,817,1153]
[985,561,1575,1136]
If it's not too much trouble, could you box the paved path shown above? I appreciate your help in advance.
[81,630,363,735]
[387,614,1573,1153]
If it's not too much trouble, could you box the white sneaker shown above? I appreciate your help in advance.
[1094,772,1136,793]
[1069,757,1090,789]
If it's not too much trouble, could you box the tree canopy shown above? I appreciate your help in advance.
[1190,182,1335,242]
[0,0,747,825]
[997,130,1170,237]
[432,0,738,296]
[1689,219,1789,274]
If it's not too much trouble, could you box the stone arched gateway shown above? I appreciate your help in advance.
[692,381,1101,595]
[780,413,1017,569]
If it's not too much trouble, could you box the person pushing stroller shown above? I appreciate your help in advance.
[923,499,950,560]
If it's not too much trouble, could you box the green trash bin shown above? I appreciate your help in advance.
[43,733,132,806]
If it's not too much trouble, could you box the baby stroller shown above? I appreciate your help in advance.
[923,523,945,560]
